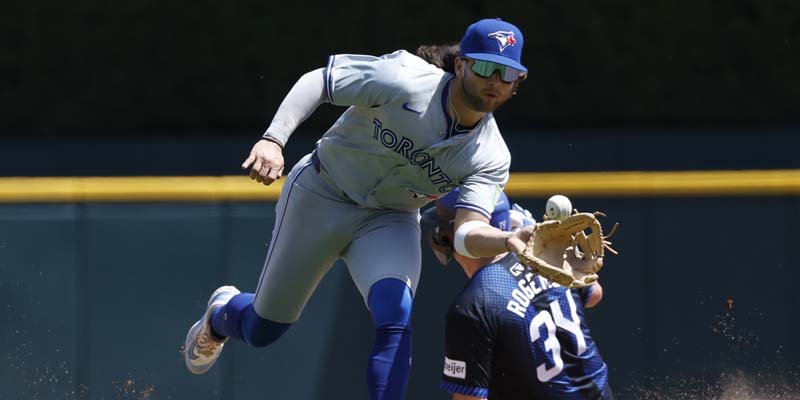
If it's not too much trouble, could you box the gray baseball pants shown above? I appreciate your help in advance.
[252,152,422,323]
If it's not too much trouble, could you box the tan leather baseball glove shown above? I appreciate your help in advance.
[516,212,618,288]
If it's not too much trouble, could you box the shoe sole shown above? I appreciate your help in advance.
[184,285,241,375]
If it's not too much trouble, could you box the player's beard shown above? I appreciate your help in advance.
[460,76,511,113]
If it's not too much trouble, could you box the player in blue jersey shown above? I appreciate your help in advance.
[423,190,613,400]
[183,18,534,400]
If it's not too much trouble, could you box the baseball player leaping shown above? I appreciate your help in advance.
[183,18,533,400]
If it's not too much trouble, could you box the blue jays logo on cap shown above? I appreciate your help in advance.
[488,31,517,52]
[460,18,527,73]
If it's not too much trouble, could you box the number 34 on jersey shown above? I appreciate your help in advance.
[506,263,588,383]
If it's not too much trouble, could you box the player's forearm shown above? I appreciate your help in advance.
[463,225,511,258]
[453,209,515,259]
[262,68,327,147]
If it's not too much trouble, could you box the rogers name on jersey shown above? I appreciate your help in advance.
[506,263,559,319]
[372,118,457,193]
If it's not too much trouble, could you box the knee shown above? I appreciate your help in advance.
[368,278,413,330]
[241,306,292,348]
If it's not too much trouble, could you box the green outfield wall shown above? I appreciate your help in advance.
[1,127,798,398]
[1,196,798,399]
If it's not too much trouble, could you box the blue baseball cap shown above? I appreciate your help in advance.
[460,18,527,73]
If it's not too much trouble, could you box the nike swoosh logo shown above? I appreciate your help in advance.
[402,102,422,115]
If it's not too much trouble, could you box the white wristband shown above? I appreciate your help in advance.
[454,220,489,259]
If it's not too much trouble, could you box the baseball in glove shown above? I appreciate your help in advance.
[516,211,618,288]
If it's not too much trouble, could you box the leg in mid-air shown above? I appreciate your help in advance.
[344,212,421,400]
[183,287,295,375]
[183,285,244,375]
[184,153,354,374]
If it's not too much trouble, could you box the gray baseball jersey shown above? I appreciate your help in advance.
[317,50,510,217]
[253,51,512,323]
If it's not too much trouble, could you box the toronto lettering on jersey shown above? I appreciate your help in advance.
[506,262,560,319]
[373,118,458,193]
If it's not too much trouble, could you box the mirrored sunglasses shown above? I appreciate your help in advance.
[470,59,524,83]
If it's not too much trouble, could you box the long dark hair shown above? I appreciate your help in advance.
[415,43,460,73]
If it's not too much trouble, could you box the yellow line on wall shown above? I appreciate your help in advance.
[506,169,800,197]
[0,170,799,202]
[0,176,282,202]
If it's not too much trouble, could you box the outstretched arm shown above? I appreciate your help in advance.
[453,208,532,259]
[242,68,327,185]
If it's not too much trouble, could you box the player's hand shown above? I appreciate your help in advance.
[505,225,535,254]
[242,139,285,186]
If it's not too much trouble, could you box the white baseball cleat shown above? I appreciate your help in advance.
[184,285,241,375]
